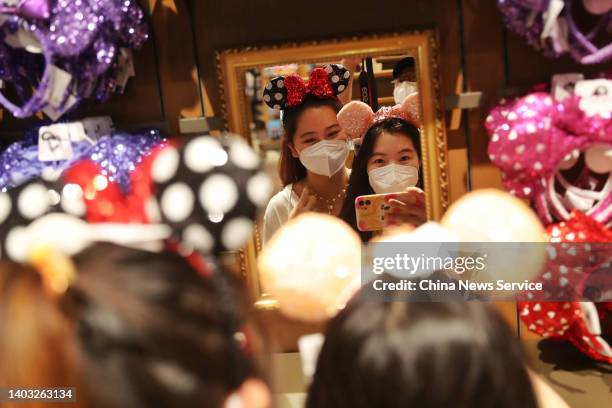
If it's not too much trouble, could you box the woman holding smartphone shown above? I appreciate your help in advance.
[338,96,426,241]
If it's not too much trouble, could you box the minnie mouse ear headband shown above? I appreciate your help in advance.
[337,92,421,140]
[263,64,350,110]
[0,134,273,266]
[486,80,612,225]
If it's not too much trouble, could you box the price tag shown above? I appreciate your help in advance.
[43,65,73,110]
[79,116,114,143]
[551,73,584,101]
[115,49,135,93]
[38,123,76,162]
[42,93,78,121]
[575,79,612,117]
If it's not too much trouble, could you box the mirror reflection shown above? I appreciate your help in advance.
[217,31,449,305]
[244,56,425,244]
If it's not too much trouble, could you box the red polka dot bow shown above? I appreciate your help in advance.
[262,64,350,110]
[0,134,273,263]
[519,211,612,364]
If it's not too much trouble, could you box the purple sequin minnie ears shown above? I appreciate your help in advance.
[0,0,148,119]
[497,0,612,64]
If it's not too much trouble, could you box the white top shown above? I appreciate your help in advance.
[262,184,299,245]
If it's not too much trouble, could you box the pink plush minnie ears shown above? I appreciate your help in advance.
[337,92,421,140]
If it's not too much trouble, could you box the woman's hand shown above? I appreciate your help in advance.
[338,57,361,105]
[384,190,426,228]
[289,186,318,219]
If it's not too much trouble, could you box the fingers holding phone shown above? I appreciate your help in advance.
[384,189,426,227]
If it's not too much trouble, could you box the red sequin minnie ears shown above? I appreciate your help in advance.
[262,64,350,110]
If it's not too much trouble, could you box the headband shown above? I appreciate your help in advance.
[337,92,421,140]
[0,133,273,264]
[486,87,611,225]
[519,211,612,364]
[262,64,350,110]
[0,0,147,118]
[0,128,165,193]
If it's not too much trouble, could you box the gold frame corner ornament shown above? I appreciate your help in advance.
[217,30,450,307]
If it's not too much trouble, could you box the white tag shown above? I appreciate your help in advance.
[38,124,74,162]
[79,116,114,142]
[43,65,73,110]
[42,93,78,121]
[298,333,325,380]
[541,0,565,42]
[115,49,135,93]
[575,79,612,117]
[551,73,584,101]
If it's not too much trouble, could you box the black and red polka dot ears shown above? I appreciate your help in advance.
[262,64,351,110]
[325,64,351,94]
[149,134,274,255]
[0,179,88,262]
[0,134,273,261]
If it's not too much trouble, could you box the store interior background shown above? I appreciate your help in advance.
[1,0,610,404]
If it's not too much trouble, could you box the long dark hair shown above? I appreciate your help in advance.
[279,95,343,186]
[0,244,266,408]
[339,117,422,241]
[306,279,538,408]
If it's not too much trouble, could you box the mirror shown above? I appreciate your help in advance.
[217,31,449,308]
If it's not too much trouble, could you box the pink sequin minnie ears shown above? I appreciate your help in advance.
[337,92,421,140]
[486,85,612,225]
[263,64,350,110]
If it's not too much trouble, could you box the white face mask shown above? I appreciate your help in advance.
[368,163,419,194]
[393,81,418,104]
[298,139,349,177]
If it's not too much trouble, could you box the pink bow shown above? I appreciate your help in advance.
[486,92,611,224]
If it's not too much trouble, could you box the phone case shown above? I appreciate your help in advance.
[355,191,421,232]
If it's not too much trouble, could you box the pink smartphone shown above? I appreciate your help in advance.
[355,189,424,231]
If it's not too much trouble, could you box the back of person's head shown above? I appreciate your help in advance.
[307,286,538,408]
[0,243,267,408]
[0,262,80,408]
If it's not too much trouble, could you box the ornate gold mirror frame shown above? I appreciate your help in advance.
[217,30,449,308]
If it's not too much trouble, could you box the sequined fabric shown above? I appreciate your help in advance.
[0,0,148,118]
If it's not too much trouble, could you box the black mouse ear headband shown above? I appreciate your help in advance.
[262,64,350,110]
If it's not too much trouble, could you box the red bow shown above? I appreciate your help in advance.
[285,68,335,107]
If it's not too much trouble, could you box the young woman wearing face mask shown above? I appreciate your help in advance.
[262,65,352,244]
[339,117,425,241]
